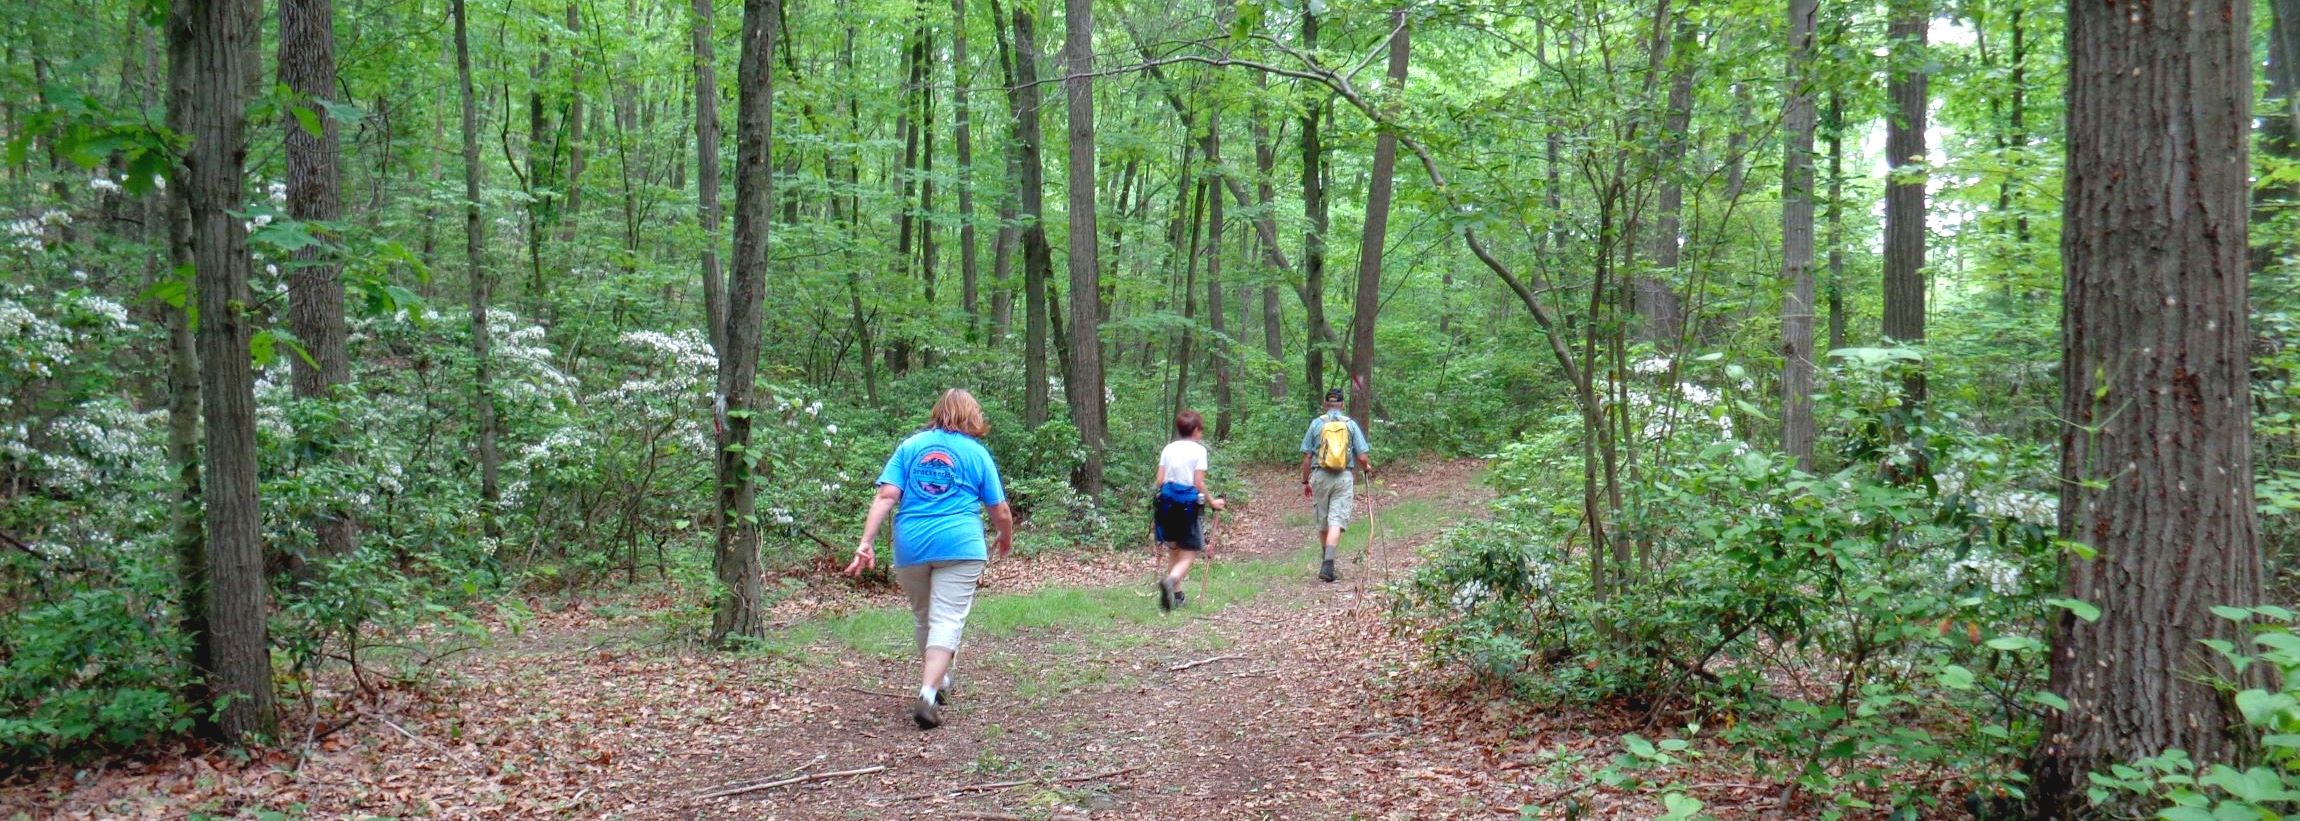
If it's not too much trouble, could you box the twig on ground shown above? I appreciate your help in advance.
[695,764,886,800]
[845,686,912,699]
[896,765,1143,801]
[949,812,1087,821]
[364,710,488,776]
[1166,654,1245,672]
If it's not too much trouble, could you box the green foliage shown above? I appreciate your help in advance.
[2085,606,2300,819]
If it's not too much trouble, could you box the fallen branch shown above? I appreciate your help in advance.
[696,764,886,801]
[950,812,1087,821]
[1165,654,1245,672]
[897,765,1143,801]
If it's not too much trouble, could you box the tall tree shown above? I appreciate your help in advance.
[951,0,982,341]
[695,0,727,353]
[1062,0,1107,494]
[1882,0,1927,396]
[452,0,502,539]
[1825,90,1846,351]
[2031,0,2263,809]
[182,0,278,742]
[1346,8,1409,427]
[711,0,778,647]
[159,1,208,730]
[1205,113,1232,440]
[992,0,1053,427]
[279,0,354,560]
[1642,18,1695,346]
[1779,0,1819,470]
[1299,6,1330,407]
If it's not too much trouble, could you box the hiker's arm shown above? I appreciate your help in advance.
[844,483,901,576]
[1299,452,1315,491]
[1358,452,1374,482]
[987,502,1015,561]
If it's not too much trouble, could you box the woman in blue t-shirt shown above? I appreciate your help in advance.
[843,388,1015,730]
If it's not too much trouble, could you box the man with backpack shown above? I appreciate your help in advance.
[1299,388,1373,583]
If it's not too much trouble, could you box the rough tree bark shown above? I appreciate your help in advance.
[1299,7,1329,408]
[182,0,279,742]
[2031,0,2263,811]
[1641,18,1694,346]
[711,0,778,648]
[1779,0,1818,471]
[280,0,355,561]
[1346,8,1408,427]
[695,0,727,353]
[1882,0,1927,398]
[453,0,502,539]
[160,7,209,726]
[1063,0,1107,494]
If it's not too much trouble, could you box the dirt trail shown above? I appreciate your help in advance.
[17,459,1602,821]
[653,459,1493,820]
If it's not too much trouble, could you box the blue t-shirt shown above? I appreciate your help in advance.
[1299,410,1371,461]
[875,428,1007,567]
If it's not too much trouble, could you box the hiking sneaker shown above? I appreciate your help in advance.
[1158,577,1176,613]
[1318,559,1338,583]
[1174,588,1188,607]
[936,673,952,705]
[913,694,943,730]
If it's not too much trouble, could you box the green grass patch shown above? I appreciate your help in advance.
[761,497,1454,659]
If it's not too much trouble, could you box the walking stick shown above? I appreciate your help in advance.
[1200,499,1221,602]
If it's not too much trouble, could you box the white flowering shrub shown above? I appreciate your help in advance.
[1398,353,2063,813]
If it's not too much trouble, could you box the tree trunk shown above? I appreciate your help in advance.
[1252,76,1286,402]
[182,0,279,743]
[1206,114,1232,441]
[920,51,941,370]
[952,0,982,341]
[558,4,587,245]
[993,0,1053,427]
[2032,0,2263,811]
[1174,176,1207,417]
[1882,0,1927,395]
[1826,90,1846,352]
[1299,8,1328,409]
[888,19,924,374]
[695,0,727,353]
[280,0,355,561]
[453,0,502,539]
[1062,0,1106,495]
[161,0,210,736]
[712,0,777,648]
[1642,18,1694,346]
[1346,8,1408,427]
[1779,0,1818,470]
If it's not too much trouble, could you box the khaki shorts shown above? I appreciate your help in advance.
[897,560,984,653]
[1310,468,1354,532]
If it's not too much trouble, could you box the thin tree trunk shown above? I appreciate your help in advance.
[712,0,778,647]
[280,0,355,560]
[1253,75,1286,402]
[993,0,1053,427]
[920,51,940,370]
[451,0,502,541]
[1062,0,1106,494]
[1825,90,1846,352]
[1642,18,1694,346]
[888,19,924,373]
[1174,175,1207,417]
[2033,0,2263,809]
[695,0,727,353]
[1206,114,1232,440]
[183,0,278,742]
[558,3,587,244]
[1780,0,1818,470]
[952,0,982,341]
[1882,0,1927,401]
[1346,8,1408,427]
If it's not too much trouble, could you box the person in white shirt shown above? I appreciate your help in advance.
[1151,410,1225,611]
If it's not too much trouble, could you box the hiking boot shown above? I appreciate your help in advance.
[1158,577,1176,613]
[937,673,952,705]
[913,694,943,730]
[1318,559,1337,583]
[1174,588,1188,607]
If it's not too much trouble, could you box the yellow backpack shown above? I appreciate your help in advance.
[1317,416,1353,471]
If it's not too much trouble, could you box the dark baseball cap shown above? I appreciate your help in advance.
[1324,388,1345,404]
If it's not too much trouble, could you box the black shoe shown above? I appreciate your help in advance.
[1175,588,1187,606]
[1158,577,1175,613]
[914,695,943,729]
[1318,559,1337,583]
[936,673,951,705]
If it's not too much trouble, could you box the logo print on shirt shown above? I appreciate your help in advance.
[914,448,960,499]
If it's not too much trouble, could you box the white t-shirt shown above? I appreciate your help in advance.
[1158,439,1209,488]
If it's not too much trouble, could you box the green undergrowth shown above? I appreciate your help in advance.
[755,497,1450,661]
